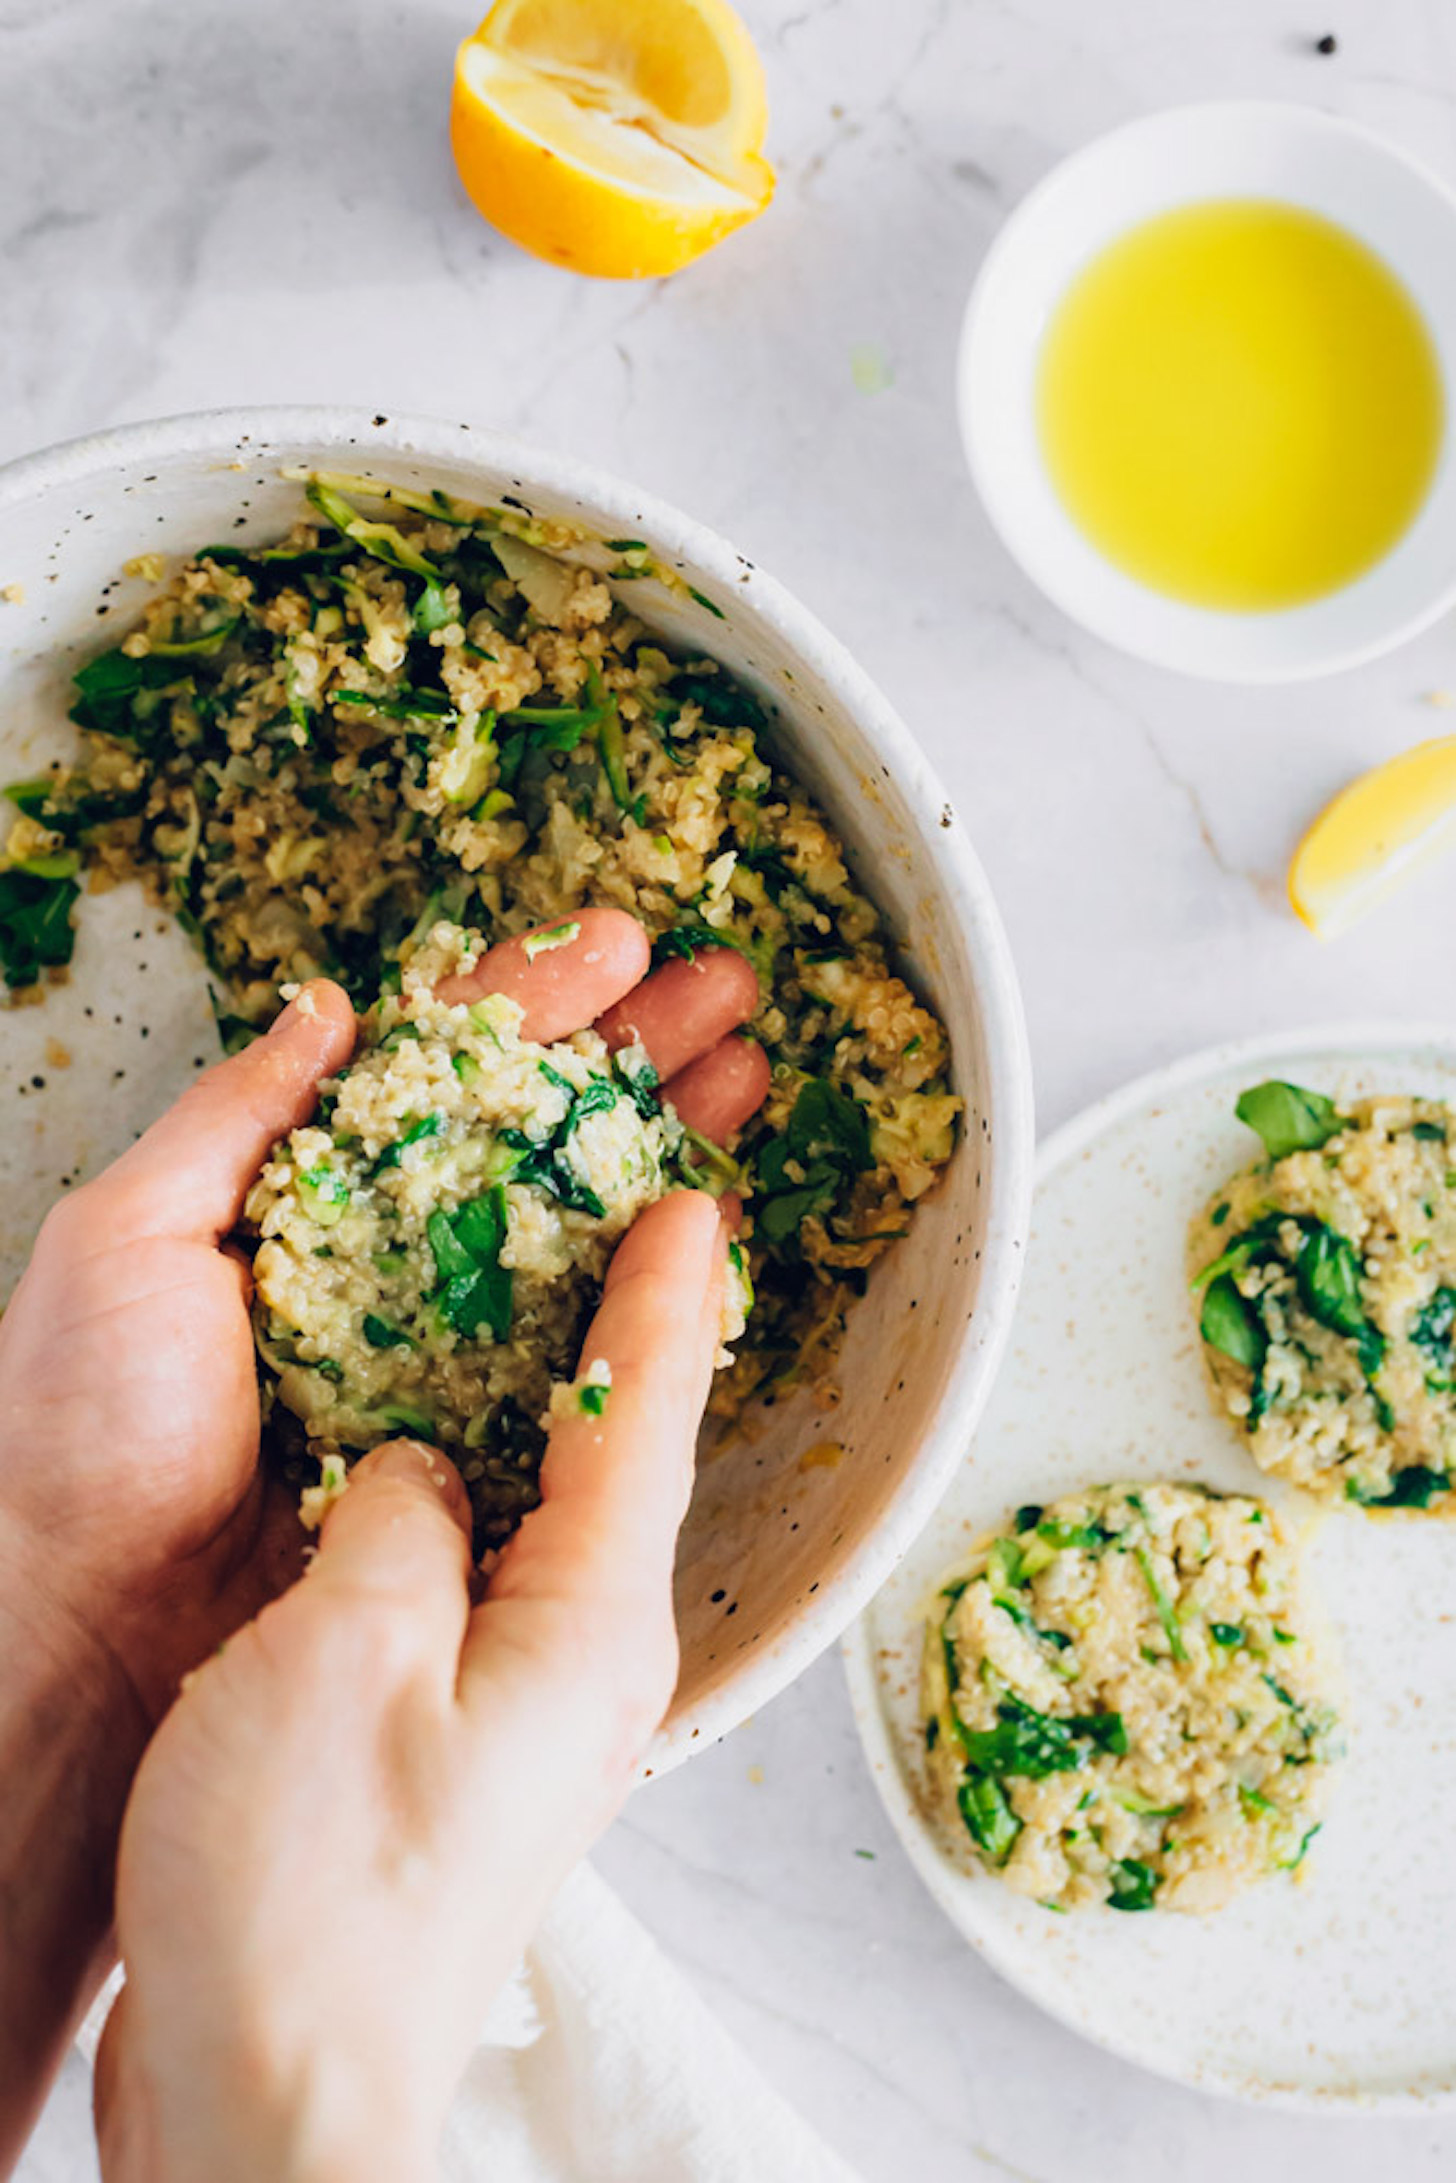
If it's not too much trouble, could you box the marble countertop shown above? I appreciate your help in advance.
[8,0,1456,2175]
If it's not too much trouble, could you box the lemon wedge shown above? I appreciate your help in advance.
[1288,736,1456,938]
[451,0,775,279]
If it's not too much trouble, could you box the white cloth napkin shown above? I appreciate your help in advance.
[441,1862,860,2183]
[57,1863,858,2183]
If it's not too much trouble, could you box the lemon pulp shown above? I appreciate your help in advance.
[1037,199,1445,611]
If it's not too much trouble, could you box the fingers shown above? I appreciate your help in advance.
[76,981,357,1245]
[463,1192,727,1698]
[307,1442,475,1667]
[434,908,649,1036]
[662,1034,771,1142]
[595,947,759,1082]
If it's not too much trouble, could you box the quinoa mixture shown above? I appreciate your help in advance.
[1,473,959,1432]
[922,1482,1341,1913]
[1191,1079,1456,1511]
[245,922,746,1543]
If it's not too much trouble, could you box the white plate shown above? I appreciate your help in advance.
[845,1025,1456,2110]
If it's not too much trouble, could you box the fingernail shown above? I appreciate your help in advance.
[371,1440,444,1485]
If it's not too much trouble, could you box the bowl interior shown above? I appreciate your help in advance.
[0,410,1031,1765]
[959,102,1456,682]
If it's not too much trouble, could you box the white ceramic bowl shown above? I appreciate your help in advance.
[0,406,1033,1768]
[959,101,1456,682]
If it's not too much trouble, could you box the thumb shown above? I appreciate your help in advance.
[91,1987,134,2170]
[84,979,358,1244]
[305,1442,475,1667]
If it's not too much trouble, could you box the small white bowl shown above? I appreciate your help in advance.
[0,407,1034,1770]
[958,102,1456,683]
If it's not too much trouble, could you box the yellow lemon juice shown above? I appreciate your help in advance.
[1037,198,1444,610]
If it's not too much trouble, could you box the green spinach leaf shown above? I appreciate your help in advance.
[956,1774,1021,1865]
[1347,1464,1449,1509]
[1235,1080,1345,1161]
[0,862,80,987]
[427,1186,513,1342]
[1199,1274,1267,1371]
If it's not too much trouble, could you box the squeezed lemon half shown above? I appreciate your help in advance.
[1289,737,1456,938]
[451,0,775,279]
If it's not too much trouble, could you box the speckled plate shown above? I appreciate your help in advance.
[845,1026,1456,2110]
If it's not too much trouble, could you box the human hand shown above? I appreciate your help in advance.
[91,926,767,2183]
[0,908,765,2172]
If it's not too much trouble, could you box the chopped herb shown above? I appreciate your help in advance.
[0,860,81,987]
[206,995,257,1052]
[427,1186,513,1341]
[957,1774,1021,1864]
[755,1077,873,1248]
[332,686,457,721]
[1107,1858,1158,1912]
[574,1362,613,1417]
[650,920,757,970]
[958,1695,1127,1779]
[372,1112,444,1173]
[1117,1790,1182,1818]
[1135,1547,1188,1662]
[362,1314,414,1350]
[1210,1621,1244,1648]
[306,479,444,585]
[497,675,611,752]
[1280,1822,1321,1872]
[413,580,453,636]
[597,699,635,813]
[987,1536,1025,1597]
[1036,1516,1105,1552]
[666,667,769,734]
[147,613,239,659]
[1347,1464,1449,1510]
[68,645,191,740]
[499,1116,608,1219]
[522,920,581,961]
[612,1047,661,1119]
[298,1164,350,1227]
[1410,1286,1456,1391]
[377,1403,436,1441]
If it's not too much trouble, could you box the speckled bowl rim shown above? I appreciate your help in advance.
[844,1017,1456,2114]
[0,403,1035,1770]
